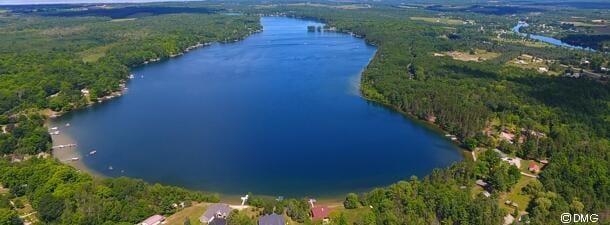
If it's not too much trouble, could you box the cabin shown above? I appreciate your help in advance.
[258,213,285,225]
[538,67,549,73]
[482,191,491,198]
[139,214,165,225]
[475,179,488,187]
[528,163,541,173]
[311,206,330,222]
[200,203,232,224]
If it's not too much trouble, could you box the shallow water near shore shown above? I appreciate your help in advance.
[50,17,462,197]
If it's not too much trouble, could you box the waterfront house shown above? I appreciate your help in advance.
[258,213,285,225]
[139,214,165,225]
[200,203,232,224]
[311,206,330,221]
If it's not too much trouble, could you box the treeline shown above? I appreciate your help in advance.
[0,158,219,224]
[252,5,610,224]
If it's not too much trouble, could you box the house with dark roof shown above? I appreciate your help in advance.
[200,203,232,224]
[311,206,330,221]
[209,218,226,225]
[258,213,285,225]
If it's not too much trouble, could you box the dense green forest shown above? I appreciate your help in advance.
[0,159,219,224]
[1,2,609,225]
[249,4,609,224]
[0,6,260,224]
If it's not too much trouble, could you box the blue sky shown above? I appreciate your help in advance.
[0,0,197,5]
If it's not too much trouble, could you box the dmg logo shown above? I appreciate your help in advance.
[561,213,599,223]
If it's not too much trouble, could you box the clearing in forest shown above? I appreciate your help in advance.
[410,17,467,25]
[435,49,500,62]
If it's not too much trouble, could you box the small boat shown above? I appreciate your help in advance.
[50,127,58,130]
[89,150,97,155]
[65,123,70,127]
[129,74,135,79]
[70,157,79,161]
[140,75,144,78]
[108,166,114,170]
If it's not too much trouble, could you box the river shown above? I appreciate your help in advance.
[512,21,595,51]
[50,17,462,197]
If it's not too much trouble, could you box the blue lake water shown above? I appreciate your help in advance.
[51,17,462,197]
[512,22,594,51]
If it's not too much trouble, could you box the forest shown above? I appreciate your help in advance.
[247,3,609,224]
[0,5,261,224]
[0,2,609,225]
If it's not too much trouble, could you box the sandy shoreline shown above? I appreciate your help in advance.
[48,122,105,178]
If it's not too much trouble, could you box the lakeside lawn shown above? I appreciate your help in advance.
[164,202,208,225]
[330,206,374,225]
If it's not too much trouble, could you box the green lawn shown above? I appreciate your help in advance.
[330,206,373,224]
[499,176,536,214]
[165,202,208,225]
[79,44,116,63]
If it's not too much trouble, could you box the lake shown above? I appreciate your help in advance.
[50,17,462,197]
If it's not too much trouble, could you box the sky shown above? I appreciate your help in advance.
[0,0,197,5]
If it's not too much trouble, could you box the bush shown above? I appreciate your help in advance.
[343,193,360,209]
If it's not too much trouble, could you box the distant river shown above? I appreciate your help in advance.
[512,21,594,51]
[50,17,462,197]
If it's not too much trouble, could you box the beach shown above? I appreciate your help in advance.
[48,122,105,178]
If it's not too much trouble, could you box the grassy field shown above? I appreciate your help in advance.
[330,206,373,225]
[165,202,208,225]
[437,49,500,62]
[498,176,536,214]
[79,44,116,63]
[505,54,561,76]
[493,37,553,48]
[410,17,466,25]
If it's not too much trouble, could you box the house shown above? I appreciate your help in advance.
[200,203,232,224]
[538,67,548,73]
[139,215,165,225]
[482,191,491,198]
[475,179,488,187]
[528,163,541,173]
[80,88,90,96]
[209,218,226,225]
[311,206,330,221]
[259,213,285,225]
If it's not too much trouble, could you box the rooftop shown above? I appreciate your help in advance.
[259,213,285,225]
